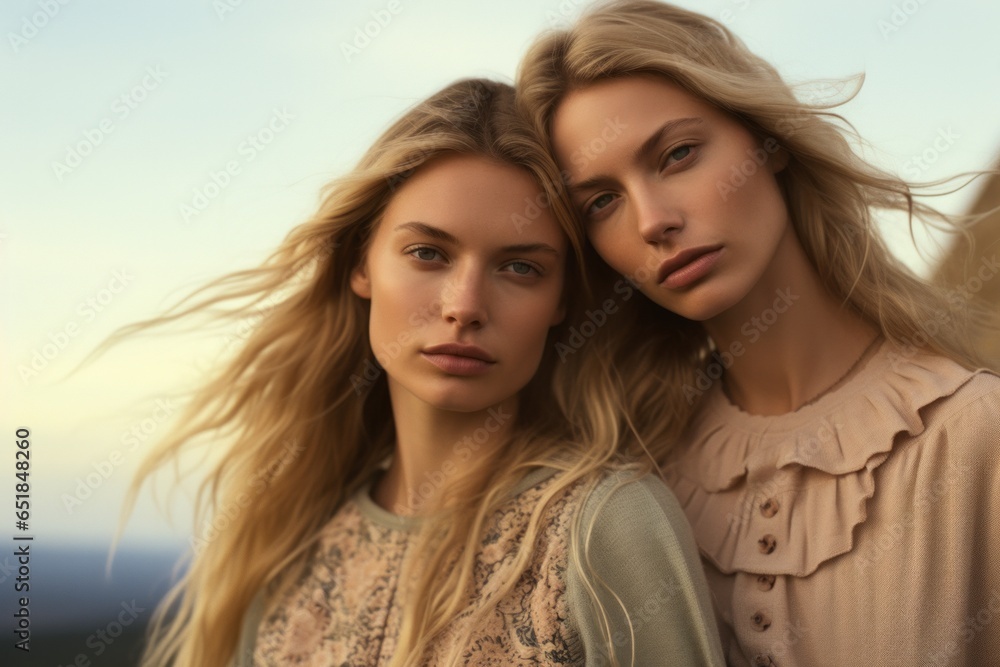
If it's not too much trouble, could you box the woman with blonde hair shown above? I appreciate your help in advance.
[518,1,1000,665]
[116,77,724,666]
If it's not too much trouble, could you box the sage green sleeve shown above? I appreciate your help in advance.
[229,589,267,667]
[566,472,725,666]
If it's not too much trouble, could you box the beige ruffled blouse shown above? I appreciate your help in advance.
[665,339,1000,666]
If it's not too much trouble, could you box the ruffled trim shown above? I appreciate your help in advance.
[669,340,976,577]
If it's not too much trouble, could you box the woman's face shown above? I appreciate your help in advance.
[550,74,792,322]
[351,153,567,413]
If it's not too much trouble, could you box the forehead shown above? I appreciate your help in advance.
[551,75,719,169]
[381,153,566,246]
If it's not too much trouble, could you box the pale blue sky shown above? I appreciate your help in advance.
[2,0,998,548]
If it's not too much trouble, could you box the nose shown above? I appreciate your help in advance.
[633,181,683,245]
[439,268,488,328]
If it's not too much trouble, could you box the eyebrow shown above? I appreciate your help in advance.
[568,117,704,195]
[393,221,560,255]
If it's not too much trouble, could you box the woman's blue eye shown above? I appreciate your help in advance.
[411,247,440,261]
[663,145,692,167]
[507,261,538,276]
[587,193,615,215]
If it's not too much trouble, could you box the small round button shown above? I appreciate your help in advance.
[753,655,775,667]
[756,574,776,591]
[751,611,772,631]
[758,534,777,554]
[760,498,779,518]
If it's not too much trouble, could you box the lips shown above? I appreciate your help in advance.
[656,245,723,288]
[421,343,496,362]
[421,343,496,376]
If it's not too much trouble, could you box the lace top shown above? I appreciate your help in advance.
[665,339,1000,666]
[232,466,725,666]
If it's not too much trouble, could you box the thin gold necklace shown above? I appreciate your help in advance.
[723,334,882,413]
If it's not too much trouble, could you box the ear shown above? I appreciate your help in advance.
[350,262,371,299]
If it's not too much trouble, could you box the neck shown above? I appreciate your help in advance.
[703,228,880,416]
[372,384,518,516]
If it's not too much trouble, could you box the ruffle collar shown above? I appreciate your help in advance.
[668,340,976,576]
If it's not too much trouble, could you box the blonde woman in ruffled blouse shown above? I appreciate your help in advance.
[517,2,1000,665]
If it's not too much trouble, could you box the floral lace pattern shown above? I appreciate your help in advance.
[253,469,589,665]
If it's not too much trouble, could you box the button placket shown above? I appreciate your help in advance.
[750,610,772,632]
[756,574,776,591]
[757,534,777,554]
[759,497,779,518]
[742,467,789,666]
[734,571,787,667]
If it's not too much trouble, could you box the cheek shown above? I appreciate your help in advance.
[508,290,563,346]
[738,172,787,239]
[368,279,423,336]
[704,149,788,238]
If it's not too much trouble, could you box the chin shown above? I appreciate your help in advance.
[641,286,736,322]
[420,389,502,414]
[665,265,760,321]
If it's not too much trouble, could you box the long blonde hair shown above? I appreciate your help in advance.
[518,0,997,454]
[114,78,643,666]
